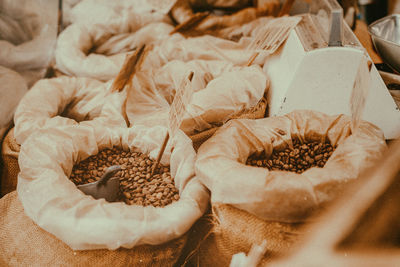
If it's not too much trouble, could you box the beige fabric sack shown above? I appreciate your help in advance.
[1,129,20,196]
[13,75,126,145]
[55,13,173,81]
[0,66,28,141]
[126,59,268,136]
[141,28,271,70]
[17,124,209,250]
[0,191,187,267]
[195,110,387,222]
[0,0,57,87]
[70,0,171,26]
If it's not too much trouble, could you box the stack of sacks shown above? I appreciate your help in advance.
[1,76,126,196]
[55,1,174,81]
[125,59,268,139]
[0,0,57,87]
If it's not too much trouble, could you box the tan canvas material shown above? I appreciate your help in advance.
[0,191,187,267]
[188,204,302,266]
[1,128,20,196]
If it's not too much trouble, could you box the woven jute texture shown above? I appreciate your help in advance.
[0,191,188,267]
[190,97,267,150]
[188,203,303,266]
[1,128,20,196]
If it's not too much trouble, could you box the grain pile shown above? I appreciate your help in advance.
[70,147,180,207]
[246,138,336,173]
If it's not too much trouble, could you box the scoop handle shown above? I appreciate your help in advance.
[97,165,122,186]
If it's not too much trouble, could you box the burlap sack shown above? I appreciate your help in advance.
[55,13,173,81]
[17,124,209,250]
[196,110,387,222]
[1,128,20,197]
[189,95,268,149]
[0,0,57,87]
[13,75,126,145]
[126,59,268,138]
[0,191,187,267]
[187,203,302,267]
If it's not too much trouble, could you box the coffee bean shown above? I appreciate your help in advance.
[246,138,336,174]
[70,147,180,207]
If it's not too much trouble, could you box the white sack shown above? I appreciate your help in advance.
[70,0,170,26]
[126,59,267,134]
[141,30,270,70]
[14,76,126,145]
[0,66,28,140]
[195,110,387,222]
[0,0,58,87]
[17,124,209,250]
[55,18,174,81]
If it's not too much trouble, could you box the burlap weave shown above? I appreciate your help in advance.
[189,204,302,266]
[1,128,20,196]
[0,191,187,267]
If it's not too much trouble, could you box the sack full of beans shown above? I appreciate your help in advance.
[196,110,387,222]
[1,76,126,196]
[14,124,209,265]
[126,59,268,145]
[55,12,173,81]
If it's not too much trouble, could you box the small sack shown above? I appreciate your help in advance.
[17,124,209,250]
[0,191,188,267]
[195,110,387,222]
[126,59,268,137]
[1,129,20,196]
[13,75,126,145]
[55,12,173,81]
[188,203,302,267]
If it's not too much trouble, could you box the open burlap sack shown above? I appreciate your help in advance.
[55,11,173,81]
[126,59,268,143]
[195,110,387,223]
[0,191,188,267]
[187,203,302,267]
[1,129,20,197]
[17,124,209,250]
[14,75,126,145]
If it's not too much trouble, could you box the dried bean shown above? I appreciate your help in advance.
[70,147,180,207]
[246,138,336,174]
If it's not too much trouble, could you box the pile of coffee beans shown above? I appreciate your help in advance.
[246,138,336,173]
[70,147,180,207]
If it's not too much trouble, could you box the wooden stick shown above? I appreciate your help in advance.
[110,44,146,92]
[150,71,194,176]
[170,11,210,35]
[150,133,170,176]
[278,0,295,17]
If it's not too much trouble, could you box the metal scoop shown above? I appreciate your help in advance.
[77,165,122,202]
